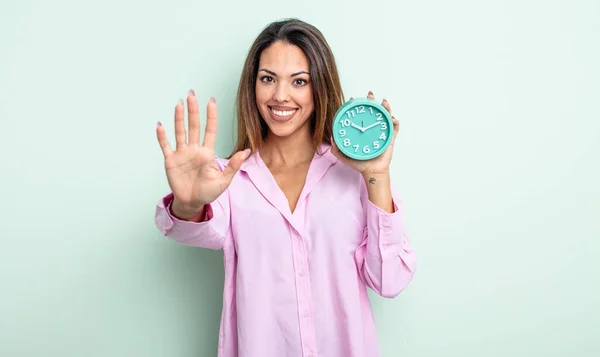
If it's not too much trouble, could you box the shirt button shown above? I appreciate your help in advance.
[303,309,309,318]
[299,270,305,277]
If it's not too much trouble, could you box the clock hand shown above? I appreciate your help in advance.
[363,122,381,131]
[350,122,366,132]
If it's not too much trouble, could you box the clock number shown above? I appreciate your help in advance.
[343,138,351,146]
[376,113,383,121]
[380,122,387,130]
[356,106,365,113]
[363,145,371,153]
[373,141,380,149]
[346,110,355,119]
[353,144,359,152]
[369,107,374,115]
[379,133,387,140]
[339,129,346,137]
[340,119,351,127]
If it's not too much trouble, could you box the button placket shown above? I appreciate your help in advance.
[300,233,319,356]
[290,229,318,357]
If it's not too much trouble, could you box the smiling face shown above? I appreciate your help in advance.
[255,40,314,140]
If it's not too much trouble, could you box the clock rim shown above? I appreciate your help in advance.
[331,97,394,161]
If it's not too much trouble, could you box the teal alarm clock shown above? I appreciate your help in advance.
[332,97,394,160]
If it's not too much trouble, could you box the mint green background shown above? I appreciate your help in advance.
[1,0,598,356]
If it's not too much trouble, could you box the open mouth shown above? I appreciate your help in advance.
[269,106,298,120]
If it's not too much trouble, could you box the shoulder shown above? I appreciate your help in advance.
[314,149,364,192]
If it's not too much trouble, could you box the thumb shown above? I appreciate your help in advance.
[222,148,251,182]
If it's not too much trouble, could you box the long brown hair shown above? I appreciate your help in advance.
[229,18,344,158]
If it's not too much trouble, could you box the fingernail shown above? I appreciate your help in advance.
[383,98,388,103]
[368,91,373,96]
[157,121,162,126]
[189,89,195,96]
[178,98,184,105]
[209,96,216,103]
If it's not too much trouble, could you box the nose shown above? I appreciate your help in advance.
[273,81,289,102]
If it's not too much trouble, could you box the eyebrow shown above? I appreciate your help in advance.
[259,68,310,77]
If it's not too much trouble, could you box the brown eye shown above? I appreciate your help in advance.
[260,76,273,82]
[294,79,308,86]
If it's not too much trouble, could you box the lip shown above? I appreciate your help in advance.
[268,105,298,122]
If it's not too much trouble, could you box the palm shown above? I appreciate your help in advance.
[156,91,250,214]
[164,146,222,205]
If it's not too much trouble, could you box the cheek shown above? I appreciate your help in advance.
[255,82,270,103]
[298,88,314,109]
[255,85,263,103]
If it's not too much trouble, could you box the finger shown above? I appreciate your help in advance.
[156,122,173,157]
[202,97,218,149]
[187,89,200,146]
[174,99,186,148]
[391,115,400,142]
[382,98,392,115]
[367,90,375,99]
[222,148,251,182]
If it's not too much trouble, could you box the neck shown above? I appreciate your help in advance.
[261,127,314,167]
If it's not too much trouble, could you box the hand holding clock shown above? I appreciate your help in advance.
[331,91,400,177]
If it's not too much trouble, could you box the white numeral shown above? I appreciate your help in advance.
[356,106,365,113]
[344,139,351,146]
[339,129,346,137]
[353,144,359,152]
[369,107,374,114]
[346,110,355,118]
[380,123,387,130]
[363,145,371,153]
[373,141,380,149]
[376,113,383,121]
[379,133,387,140]
[340,119,351,127]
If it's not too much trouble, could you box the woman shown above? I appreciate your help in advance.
[154,18,417,357]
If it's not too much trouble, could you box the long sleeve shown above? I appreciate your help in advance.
[354,183,417,298]
[154,189,231,250]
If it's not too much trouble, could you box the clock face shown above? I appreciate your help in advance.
[332,98,393,160]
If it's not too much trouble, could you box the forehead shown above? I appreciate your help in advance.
[258,41,309,73]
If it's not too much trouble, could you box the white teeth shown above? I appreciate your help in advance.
[271,108,296,117]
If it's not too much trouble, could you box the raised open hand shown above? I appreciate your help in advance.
[156,90,251,218]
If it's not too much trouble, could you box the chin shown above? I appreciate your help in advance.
[265,119,313,140]
[266,125,299,138]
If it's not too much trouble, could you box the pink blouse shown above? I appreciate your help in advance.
[154,144,417,357]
